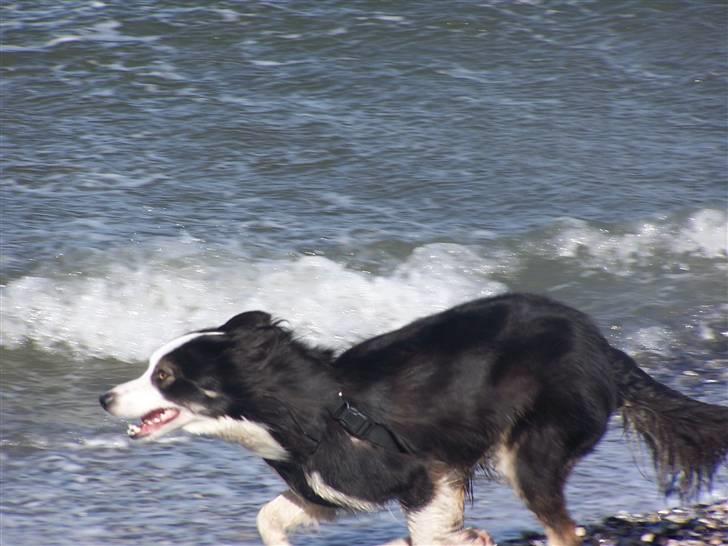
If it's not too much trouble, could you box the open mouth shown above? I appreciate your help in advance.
[127,408,181,439]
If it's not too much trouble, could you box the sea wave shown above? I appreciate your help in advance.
[2,209,725,362]
[1,243,505,361]
[543,208,727,273]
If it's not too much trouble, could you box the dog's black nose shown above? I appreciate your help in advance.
[99,391,116,411]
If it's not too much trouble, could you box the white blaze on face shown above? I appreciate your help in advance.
[106,332,222,419]
[103,329,289,460]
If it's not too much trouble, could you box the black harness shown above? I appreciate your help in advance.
[329,393,414,455]
[276,393,416,508]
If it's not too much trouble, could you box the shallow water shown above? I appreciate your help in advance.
[2,1,727,545]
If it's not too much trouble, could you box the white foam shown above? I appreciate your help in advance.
[548,208,727,273]
[3,210,724,361]
[67,434,187,451]
[623,326,674,355]
[373,15,407,23]
[1,241,506,361]
[72,437,130,450]
[672,208,727,258]
[250,59,284,67]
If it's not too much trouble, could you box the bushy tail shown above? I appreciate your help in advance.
[613,348,728,499]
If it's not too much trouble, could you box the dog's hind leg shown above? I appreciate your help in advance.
[498,440,584,546]
[400,469,494,546]
[256,490,336,546]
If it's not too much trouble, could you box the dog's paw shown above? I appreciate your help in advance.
[378,529,495,546]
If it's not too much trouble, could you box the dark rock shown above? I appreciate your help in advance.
[498,499,727,546]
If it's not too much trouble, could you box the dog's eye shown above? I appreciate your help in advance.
[156,369,171,382]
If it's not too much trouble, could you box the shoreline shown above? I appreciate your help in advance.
[500,500,727,546]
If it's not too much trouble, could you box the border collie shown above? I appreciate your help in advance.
[100,293,728,546]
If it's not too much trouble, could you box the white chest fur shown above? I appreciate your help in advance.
[184,416,289,461]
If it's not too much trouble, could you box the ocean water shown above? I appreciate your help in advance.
[1,1,727,545]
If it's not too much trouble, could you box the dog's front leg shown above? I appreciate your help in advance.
[256,490,337,546]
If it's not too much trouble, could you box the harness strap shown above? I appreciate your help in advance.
[330,395,414,455]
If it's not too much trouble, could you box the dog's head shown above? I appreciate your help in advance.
[99,311,278,442]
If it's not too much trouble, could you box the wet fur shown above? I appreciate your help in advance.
[100,293,728,545]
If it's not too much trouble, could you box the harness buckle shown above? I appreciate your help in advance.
[333,401,374,437]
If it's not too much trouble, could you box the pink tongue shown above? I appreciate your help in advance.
[140,421,158,435]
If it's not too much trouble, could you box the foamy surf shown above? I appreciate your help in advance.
[1,243,506,361]
[2,209,725,363]
[546,208,727,272]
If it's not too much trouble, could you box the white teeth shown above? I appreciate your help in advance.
[125,409,178,437]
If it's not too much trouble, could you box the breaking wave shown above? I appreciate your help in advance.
[2,209,725,362]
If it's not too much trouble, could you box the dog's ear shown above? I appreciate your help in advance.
[219,311,272,332]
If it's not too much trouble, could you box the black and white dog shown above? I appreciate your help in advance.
[100,293,728,546]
